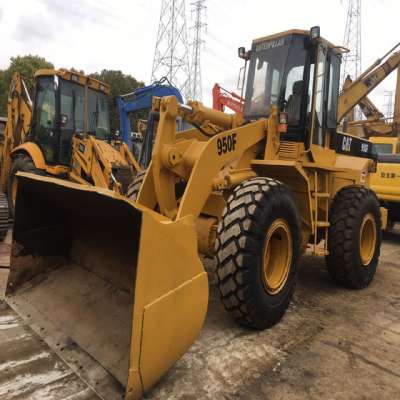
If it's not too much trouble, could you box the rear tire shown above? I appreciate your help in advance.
[0,193,9,241]
[127,170,146,201]
[215,177,301,330]
[7,154,44,218]
[326,186,381,289]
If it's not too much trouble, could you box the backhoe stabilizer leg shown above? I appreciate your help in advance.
[6,172,208,399]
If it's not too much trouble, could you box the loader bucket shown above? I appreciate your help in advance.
[6,172,208,400]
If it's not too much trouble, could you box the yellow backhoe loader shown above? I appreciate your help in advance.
[0,69,141,219]
[5,27,385,399]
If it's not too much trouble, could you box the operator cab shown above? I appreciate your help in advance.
[30,69,110,165]
[241,27,342,148]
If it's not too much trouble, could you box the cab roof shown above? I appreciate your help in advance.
[34,68,109,95]
[252,29,342,55]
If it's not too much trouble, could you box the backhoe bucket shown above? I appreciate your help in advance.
[5,172,208,400]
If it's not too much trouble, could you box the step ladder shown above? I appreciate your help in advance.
[310,170,330,257]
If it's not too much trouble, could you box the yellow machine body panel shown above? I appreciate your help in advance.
[369,136,399,155]
[370,164,400,201]
[368,136,400,202]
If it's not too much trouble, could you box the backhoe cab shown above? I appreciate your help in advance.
[7,28,383,400]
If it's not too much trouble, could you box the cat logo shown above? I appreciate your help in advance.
[342,136,352,152]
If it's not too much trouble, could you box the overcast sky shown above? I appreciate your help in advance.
[0,0,398,112]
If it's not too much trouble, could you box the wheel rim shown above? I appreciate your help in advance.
[262,219,292,295]
[359,213,377,266]
[11,176,18,208]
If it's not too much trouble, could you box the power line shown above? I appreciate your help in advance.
[189,0,207,100]
[384,90,394,119]
[342,0,362,84]
[342,0,362,119]
[151,0,191,99]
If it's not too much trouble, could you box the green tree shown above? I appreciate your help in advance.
[0,55,54,115]
[90,69,144,132]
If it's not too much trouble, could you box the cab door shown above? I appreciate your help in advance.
[309,44,340,164]
[59,80,85,165]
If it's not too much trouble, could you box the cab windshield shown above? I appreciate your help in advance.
[244,35,308,125]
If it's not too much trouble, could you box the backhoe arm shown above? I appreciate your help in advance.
[0,73,33,188]
[212,83,244,114]
[394,67,400,124]
[341,75,384,122]
[338,44,400,122]
[69,135,140,195]
[359,96,385,121]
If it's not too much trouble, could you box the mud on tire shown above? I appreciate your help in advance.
[326,185,381,289]
[215,177,301,330]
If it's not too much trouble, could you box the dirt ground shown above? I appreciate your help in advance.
[1,228,400,400]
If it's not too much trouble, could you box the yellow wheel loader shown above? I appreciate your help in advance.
[5,27,385,399]
[0,69,141,219]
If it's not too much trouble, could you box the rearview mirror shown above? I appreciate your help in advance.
[310,26,320,44]
[238,47,251,60]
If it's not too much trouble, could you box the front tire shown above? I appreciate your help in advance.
[326,186,381,289]
[0,193,9,241]
[7,154,44,218]
[127,170,146,201]
[215,177,301,330]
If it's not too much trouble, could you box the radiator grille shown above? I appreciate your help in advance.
[279,141,297,159]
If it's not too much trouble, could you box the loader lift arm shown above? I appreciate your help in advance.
[338,42,400,122]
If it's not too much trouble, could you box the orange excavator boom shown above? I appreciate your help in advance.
[212,83,244,114]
